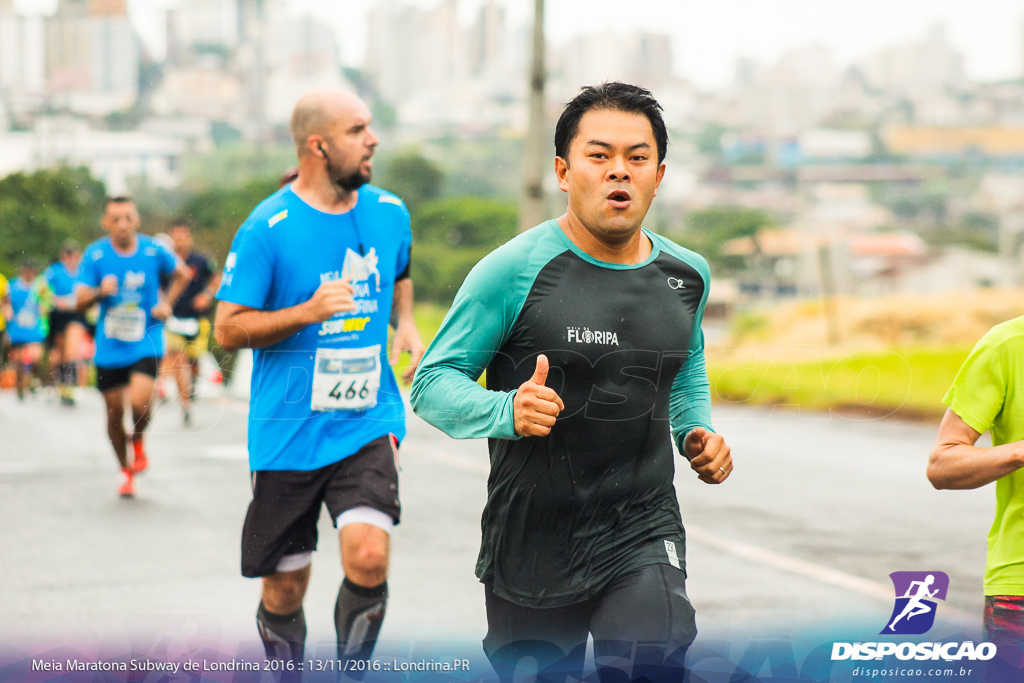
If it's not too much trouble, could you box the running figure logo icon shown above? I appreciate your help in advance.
[881,571,949,635]
[341,248,381,292]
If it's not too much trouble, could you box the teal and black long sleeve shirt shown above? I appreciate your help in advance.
[411,220,713,608]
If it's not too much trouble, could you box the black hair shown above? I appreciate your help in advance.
[554,82,668,164]
[105,195,134,207]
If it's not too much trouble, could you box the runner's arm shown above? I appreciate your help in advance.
[186,257,220,313]
[670,346,714,451]
[75,250,111,312]
[42,268,72,311]
[410,255,520,440]
[214,278,356,352]
[215,301,315,351]
[157,263,192,314]
[927,408,1024,489]
[76,284,106,312]
[191,270,221,312]
[675,349,731,484]
[666,252,731,483]
[669,253,715,452]
[389,278,425,384]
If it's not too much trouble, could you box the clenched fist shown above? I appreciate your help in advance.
[99,274,119,298]
[151,301,172,321]
[304,279,356,323]
[683,427,732,484]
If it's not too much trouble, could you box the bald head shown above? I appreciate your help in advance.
[290,89,368,157]
[290,88,380,195]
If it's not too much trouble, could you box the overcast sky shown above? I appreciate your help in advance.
[18,0,1024,88]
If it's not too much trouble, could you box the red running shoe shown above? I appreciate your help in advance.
[118,468,135,497]
[132,438,148,473]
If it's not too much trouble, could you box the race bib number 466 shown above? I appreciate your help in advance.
[311,345,381,412]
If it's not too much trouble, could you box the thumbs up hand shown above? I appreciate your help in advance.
[513,354,565,437]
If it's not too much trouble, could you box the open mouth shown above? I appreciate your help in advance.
[607,189,631,209]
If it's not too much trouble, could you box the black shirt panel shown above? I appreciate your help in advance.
[479,248,707,606]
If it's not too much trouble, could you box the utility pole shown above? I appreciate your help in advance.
[818,242,841,346]
[519,0,546,232]
[999,210,1024,288]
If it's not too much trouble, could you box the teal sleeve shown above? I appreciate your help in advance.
[670,343,714,452]
[411,222,563,440]
[665,243,714,452]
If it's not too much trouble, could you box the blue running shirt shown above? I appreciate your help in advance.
[43,261,80,310]
[8,278,48,344]
[78,235,180,368]
[217,185,412,472]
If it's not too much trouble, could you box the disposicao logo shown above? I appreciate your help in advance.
[830,571,997,663]
[882,571,948,635]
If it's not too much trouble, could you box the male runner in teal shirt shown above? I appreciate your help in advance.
[412,82,734,682]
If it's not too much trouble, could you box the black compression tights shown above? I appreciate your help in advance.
[482,564,697,683]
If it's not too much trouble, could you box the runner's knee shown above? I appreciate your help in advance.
[262,568,311,613]
[344,540,388,580]
[340,529,389,584]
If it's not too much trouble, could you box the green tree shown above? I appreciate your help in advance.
[378,152,443,214]
[175,178,281,264]
[0,167,107,276]
[682,206,775,272]
[412,196,517,248]
[411,196,518,303]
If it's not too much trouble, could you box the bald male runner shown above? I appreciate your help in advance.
[215,89,424,678]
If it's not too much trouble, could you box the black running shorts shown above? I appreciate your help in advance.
[46,310,86,347]
[240,434,401,578]
[483,563,697,682]
[95,356,160,392]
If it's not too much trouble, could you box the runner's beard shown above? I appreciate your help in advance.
[335,168,369,192]
[324,152,370,192]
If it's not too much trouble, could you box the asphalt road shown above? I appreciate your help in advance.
[0,385,994,668]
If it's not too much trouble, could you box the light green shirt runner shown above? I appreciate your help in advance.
[944,315,1024,596]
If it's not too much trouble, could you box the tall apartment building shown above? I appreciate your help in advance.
[45,0,139,115]
[863,23,965,96]
[0,0,46,120]
[166,0,240,65]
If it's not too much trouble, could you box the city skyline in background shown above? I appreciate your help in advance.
[9,0,1024,88]
[5,0,1024,306]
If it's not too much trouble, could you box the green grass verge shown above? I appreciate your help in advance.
[706,347,970,419]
